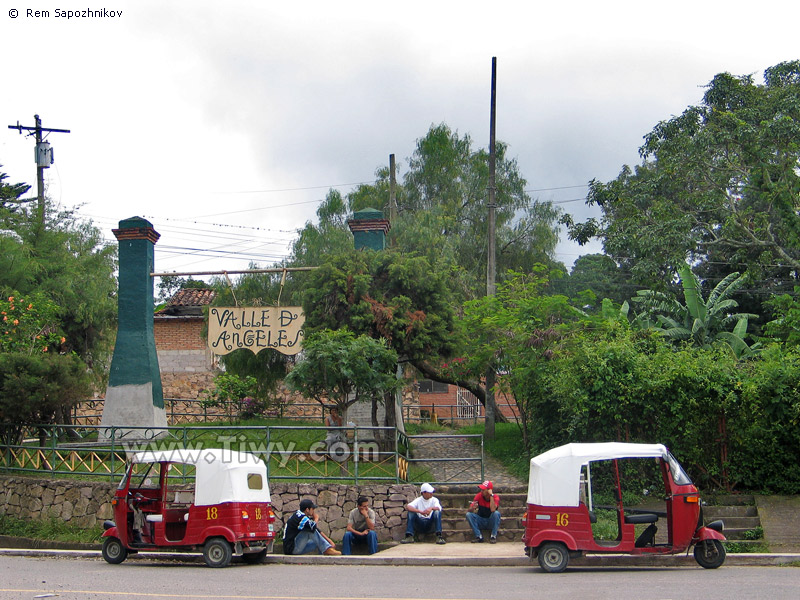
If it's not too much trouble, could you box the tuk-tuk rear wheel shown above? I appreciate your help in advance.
[203,537,233,568]
[101,537,127,565]
[693,539,726,569]
[537,542,569,573]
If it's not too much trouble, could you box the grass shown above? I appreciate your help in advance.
[457,422,530,481]
[0,513,102,545]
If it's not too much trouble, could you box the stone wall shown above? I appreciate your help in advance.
[0,477,116,529]
[0,475,417,543]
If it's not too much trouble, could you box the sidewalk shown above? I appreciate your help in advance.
[2,542,798,567]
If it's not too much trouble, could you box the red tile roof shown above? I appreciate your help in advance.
[166,288,216,307]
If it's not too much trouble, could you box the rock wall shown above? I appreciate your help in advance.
[0,476,417,542]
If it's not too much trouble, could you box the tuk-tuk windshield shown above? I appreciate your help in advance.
[665,451,692,485]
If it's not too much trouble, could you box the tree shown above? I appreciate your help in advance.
[632,264,759,358]
[396,123,561,299]
[551,254,636,311]
[0,352,92,445]
[285,328,400,417]
[460,268,586,453]
[565,61,800,285]
[0,166,32,228]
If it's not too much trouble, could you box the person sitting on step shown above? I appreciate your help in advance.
[466,480,501,543]
[401,483,446,544]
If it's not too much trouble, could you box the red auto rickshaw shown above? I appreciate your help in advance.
[102,448,276,568]
[523,442,726,573]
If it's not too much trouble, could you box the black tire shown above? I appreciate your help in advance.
[537,542,569,573]
[242,549,268,564]
[203,537,233,568]
[101,537,127,565]
[694,539,726,569]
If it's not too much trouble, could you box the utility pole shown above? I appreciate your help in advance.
[485,57,499,441]
[388,153,398,223]
[8,114,71,225]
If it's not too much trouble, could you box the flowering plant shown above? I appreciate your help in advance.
[0,293,64,354]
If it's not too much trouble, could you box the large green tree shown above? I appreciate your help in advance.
[565,61,800,286]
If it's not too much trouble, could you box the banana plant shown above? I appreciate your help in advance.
[631,263,760,358]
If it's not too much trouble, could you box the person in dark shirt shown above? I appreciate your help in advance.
[283,498,341,555]
[465,480,501,543]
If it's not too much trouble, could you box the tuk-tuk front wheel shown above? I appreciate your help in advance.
[693,539,726,569]
[203,537,233,568]
[102,537,127,565]
[537,542,569,573]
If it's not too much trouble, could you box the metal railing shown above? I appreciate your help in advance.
[0,423,484,487]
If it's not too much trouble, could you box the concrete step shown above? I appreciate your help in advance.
[707,516,761,530]
[437,492,528,509]
[711,494,755,506]
[704,505,758,518]
[442,516,524,530]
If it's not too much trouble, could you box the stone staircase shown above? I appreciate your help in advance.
[413,485,529,543]
[703,495,764,548]
[409,489,764,547]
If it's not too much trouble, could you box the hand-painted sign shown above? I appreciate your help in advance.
[208,307,304,356]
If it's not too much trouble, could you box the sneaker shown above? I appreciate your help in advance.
[471,536,483,543]
[436,535,446,545]
[489,536,497,544]
[400,535,415,544]
[323,547,342,556]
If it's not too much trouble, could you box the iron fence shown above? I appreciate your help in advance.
[0,423,484,487]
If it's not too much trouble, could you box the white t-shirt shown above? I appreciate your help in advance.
[408,495,442,519]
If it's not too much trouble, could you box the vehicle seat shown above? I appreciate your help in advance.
[146,514,163,523]
[635,523,658,547]
[624,513,659,524]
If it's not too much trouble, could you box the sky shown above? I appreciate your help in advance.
[2,0,799,280]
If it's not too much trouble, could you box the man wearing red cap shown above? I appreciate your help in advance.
[466,480,501,543]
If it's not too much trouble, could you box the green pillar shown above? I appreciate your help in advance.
[100,216,166,438]
[347,208,390,250]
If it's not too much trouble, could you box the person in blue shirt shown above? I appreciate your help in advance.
[283,498,341,555]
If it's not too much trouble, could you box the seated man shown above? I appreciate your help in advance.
[401,483,445,544]
[466,480,501,543]
[342,496,378,555]
[283,499,341,556]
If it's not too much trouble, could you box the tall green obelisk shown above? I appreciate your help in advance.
[100,217,166,438]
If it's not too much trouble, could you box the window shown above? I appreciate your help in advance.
[247,473,263,490]
[418,380,449,393]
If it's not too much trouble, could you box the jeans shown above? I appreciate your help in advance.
[466,510,501,539]
[406,511,442,536]
[342,530,378,555]
[292,529,333,555]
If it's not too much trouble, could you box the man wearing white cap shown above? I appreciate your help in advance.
[401,483,446,544]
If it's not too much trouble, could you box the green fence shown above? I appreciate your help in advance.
[0,424,483,486]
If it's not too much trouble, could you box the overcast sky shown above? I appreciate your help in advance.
[2,1,799,279]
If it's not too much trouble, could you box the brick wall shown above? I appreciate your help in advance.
[154,318,207,351]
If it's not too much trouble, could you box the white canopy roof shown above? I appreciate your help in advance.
[132,448,270,506]
[527,442,668,507]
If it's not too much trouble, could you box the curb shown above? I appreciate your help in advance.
[0,547,798,567]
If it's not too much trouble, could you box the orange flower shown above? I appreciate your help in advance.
[2,316,6,322]
[27,303,33,310]
[42,347,48,352]
[13,319,19,326]
[60,337,66,344]
[7,296,13,302]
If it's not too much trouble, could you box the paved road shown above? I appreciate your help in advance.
[1,555,798,600]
